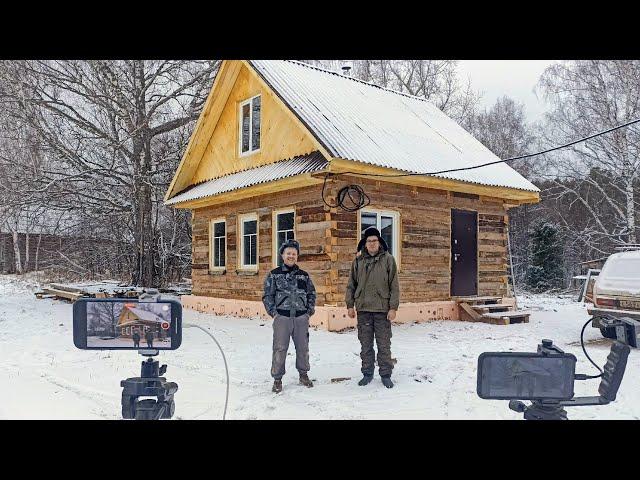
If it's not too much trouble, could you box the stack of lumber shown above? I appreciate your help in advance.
[34,280,191,302]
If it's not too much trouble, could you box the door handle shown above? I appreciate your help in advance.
[454,253,461,261]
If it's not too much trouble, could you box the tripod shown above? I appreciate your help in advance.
[120,349,178,420]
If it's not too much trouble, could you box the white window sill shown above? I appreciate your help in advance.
[237,269,259,276]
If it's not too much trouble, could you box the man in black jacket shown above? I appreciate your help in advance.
[262,239,317,393]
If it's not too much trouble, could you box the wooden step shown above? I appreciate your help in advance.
[459,302,483,322]
[472,303,513,314]
[454,296,502,305]
[481,311,531,325]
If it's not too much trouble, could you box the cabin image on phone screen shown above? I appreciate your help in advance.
[117,305,166,340]
[165,60,540,330]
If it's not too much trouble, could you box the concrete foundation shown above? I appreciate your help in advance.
[181,295,461,331]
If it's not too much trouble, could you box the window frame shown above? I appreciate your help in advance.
[238,212,259,271]
[272,208,296,268]
[238,94,261,157]
[358,207,401,267]
[209,218,227,271]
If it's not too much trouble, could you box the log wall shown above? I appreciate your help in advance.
[191,176,512,306]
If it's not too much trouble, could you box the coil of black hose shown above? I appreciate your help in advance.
[322,174,370,212]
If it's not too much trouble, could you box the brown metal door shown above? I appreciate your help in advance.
[451,209,478,296]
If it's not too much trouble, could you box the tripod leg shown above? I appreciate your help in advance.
[122,395,136,419]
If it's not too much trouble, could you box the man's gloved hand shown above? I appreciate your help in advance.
[347,308,356,319]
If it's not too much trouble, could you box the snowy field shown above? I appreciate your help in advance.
[2,274,640,420]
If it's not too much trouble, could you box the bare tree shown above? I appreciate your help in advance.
[537,61,640,254]
[0,60,219,286]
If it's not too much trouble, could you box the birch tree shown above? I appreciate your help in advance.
[537,61,640,254]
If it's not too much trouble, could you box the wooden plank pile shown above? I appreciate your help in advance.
[34,280,192,302]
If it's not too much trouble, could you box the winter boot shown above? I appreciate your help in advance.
[358,374,374,386]
[299,373,314,388]
[272,379,283,393]
[381,376,394,389]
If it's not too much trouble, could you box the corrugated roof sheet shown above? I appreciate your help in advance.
[166,152,328,205]
[249,60,539,193]
[126,306,164,324]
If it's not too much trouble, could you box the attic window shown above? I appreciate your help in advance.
[239,95,261,156]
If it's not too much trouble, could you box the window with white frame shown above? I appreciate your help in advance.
[360,209,400,261]
[273,209,295,267]
[239,95,261,156]
[210,219,226,269]
[239,213,258,269]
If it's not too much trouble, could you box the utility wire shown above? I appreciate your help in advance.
[322,116,640,210]
[330,116,640,179]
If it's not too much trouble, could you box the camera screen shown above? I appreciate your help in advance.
[478,353,576,400]
[86,301,173,349]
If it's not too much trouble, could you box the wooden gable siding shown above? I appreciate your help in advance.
[191,63,318,185]
[190,177,511,307]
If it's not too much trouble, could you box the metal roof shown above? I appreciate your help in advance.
[249,60,539,193]
[166,151,328,205]
[125,306,164,324]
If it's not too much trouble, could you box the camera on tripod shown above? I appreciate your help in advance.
[72,292,183,420]
[476,316,639,420]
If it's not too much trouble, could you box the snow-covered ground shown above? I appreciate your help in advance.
[2,274,639,420]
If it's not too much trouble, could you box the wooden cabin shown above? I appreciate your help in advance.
[117,305,166,339]
[165,60,540,330]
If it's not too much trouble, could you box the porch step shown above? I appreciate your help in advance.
[481,311,531,325]
[454,296,502,305]
[472,303,513,314]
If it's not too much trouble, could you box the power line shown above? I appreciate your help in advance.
[322,116,640,211]
[329,116,640,179]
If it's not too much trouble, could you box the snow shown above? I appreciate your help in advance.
[2,274,640,420]
[595,250,640,296]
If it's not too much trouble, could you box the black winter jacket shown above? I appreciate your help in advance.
[262,264,317,318]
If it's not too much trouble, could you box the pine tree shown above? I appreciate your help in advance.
[525,222,565,292]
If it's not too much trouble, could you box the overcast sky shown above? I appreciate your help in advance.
[457,60,558,124]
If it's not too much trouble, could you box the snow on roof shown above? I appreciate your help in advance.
[249,60,539,193]
[166,151,328,205]
[126,306,164,323]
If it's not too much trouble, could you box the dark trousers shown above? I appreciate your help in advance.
[133,340,140,348]
[357,311,393,377]
[271,313,310,380]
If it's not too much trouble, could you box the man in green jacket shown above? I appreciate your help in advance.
[345,226,400,388]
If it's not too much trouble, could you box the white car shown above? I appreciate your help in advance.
[589,250,640,338]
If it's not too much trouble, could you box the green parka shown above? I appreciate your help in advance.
[345,249,400,312]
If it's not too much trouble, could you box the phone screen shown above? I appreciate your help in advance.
[85,301,175,349]
[477,353,576,400]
